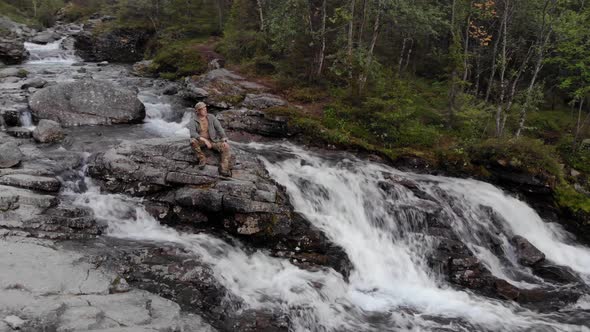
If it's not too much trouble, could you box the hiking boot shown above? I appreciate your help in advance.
[219,169,232,177]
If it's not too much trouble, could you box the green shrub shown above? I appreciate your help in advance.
[286,86,328,104]
[150,39,207,79]
[469,137,562,178]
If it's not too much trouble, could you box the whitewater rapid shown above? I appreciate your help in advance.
[66,143,590,332]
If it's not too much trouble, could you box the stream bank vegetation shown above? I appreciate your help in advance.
[3,0,590,217]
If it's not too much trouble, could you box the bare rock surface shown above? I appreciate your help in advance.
[29,80,145,126]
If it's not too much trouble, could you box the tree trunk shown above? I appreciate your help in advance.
[256,0,265,32]
[474,53,481,95]
[495,1,509,137]
[485,21,503,102]
[515,0,554,137]
[358,0,383,93]
[316,0,327,77]
[397,37,408,77]
[348,0,356,57]
[573,98,585,151]
[358,0,368,47]
[403,38,413,74]
[462,12,472,83]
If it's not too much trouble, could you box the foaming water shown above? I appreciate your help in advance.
[24,38,80,64]
[64,143,590,331]
[138,91,190,138]
[19,110,35,130]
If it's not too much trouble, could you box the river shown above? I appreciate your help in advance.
[2,35,590,332]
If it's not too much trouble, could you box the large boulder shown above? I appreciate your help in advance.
[21,78,47,89]
[87,137,349,274]
[511,235,545,266]
[218,109,292,138]
[180,69,268,109]
[0,67,21,78]
[0,141,22,168]
[0,36,28,65]
[32,119,65,143]
[28,80,145,126]
[131,59,154,77]
[74,27,153,63]
[242,93,287,110]
[30,30,60,44]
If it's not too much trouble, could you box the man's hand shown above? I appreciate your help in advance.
[199,137,212,149]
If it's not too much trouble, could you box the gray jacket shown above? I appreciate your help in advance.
[187,112,228,143]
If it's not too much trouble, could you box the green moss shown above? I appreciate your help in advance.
[556,183,590,214]
[149,39,208,79]
[16,69,28,78]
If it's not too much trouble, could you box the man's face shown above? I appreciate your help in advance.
[196,106,207,117]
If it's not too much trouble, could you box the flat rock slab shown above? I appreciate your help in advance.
[0,174,61,192]
[0,237,216,332]
[0,185,57,209]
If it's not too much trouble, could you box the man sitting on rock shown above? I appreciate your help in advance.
[188,102,232,177]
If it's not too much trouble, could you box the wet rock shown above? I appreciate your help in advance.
[5,127,32,138]
[109,276,131,293]
[532,263,582,284]
[3,315,26,330]
[30,30,60,44]
[20,78,47,89]
[29,79,145,126]
[0,237,210,332]
[163,84,178,95]
[0,142,22,168]
[0,174,61,192]
[242,93,287,110]
[494,279,520,300]
[0,67,20,78]
[0,109,21,127]
[0,37,28,65]
[74,28,153,63]
[32,119,64,143]
[132,59,154,77]
[218,109,291,138]
[511,235,545,266]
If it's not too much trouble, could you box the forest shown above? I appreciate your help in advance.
[2,0,590,214]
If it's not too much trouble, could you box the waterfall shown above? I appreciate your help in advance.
[19,110,34,129]
[65,143,590,331]
[24,38,80,64]
[138,91,191,138]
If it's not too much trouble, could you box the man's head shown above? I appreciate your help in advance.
[195,102,207,117]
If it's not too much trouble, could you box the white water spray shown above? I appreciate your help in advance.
[66,143,590,331]
[24,38,80,64]
[138,91,190,138]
